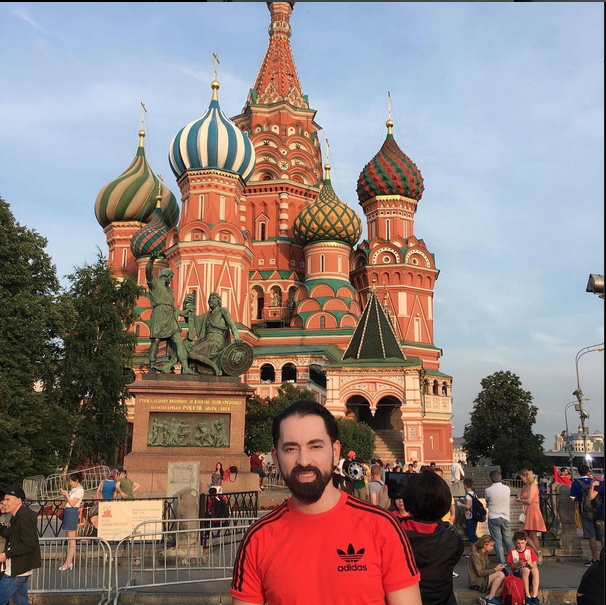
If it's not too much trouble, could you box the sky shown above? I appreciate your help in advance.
[1,2,604,451]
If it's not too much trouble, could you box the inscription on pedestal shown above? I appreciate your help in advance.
[167,461,200,498]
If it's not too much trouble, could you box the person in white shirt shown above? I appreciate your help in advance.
[484,470,514,566]
[450,460,465,483]
[58,472,85,571]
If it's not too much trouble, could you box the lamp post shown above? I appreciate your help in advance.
[564,401,577,473]
[572,343,605,467]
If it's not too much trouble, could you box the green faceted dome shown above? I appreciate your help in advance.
[294,166,362,248]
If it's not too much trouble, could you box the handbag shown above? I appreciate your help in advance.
[518,507,526,523]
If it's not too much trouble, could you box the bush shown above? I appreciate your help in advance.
[336,418,375,463]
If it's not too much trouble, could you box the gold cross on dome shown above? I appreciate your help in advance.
[213,53,220,80]
[140,101,147,130]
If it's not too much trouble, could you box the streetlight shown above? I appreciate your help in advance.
[572,343,604,466]
[564,401,577,473]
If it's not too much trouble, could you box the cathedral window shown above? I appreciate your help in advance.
[320,254,325,272]
[122,248,127,268]
[260,364,275,383]
[386,219,391,241]
[432,380,439,396]
[198,195,204,220]
[259,223,267,241]
[282,363,297,383]
[414,317,421,342]
[320,316,326,329]
[220,196,226,221]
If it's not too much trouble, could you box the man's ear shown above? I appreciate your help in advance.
[333,440,341,467]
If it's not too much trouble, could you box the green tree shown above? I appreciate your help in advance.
[335,418,375,464]
[54,251,142,467]
[0,198,73,485]
[245,382,317,454]
[462,371,549,477]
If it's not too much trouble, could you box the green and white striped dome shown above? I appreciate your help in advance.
[95,131,179,229]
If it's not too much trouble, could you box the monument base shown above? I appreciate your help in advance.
[124,374,261,495]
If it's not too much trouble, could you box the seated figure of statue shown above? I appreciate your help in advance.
[183,292,242,376]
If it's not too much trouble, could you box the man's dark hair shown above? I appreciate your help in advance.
[463,477,474,489]
[513,530,528,541]
[272,400,339,447]
[579,464,590,476]
[490,470,502,483]
[402,470,451,521]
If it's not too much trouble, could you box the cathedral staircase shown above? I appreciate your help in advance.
[372,429,405,465]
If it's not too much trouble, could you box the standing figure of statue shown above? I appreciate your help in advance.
[185,292,242,376]
[146,256,192,374]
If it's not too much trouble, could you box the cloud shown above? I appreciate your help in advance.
[531,333,570,348]
[12,6,44,31]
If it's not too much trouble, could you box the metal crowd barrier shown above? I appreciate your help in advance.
[40,465,111,499]
[27,497,178,538]
[111,516,257,604]
[199,490,258,521]
[265,468,286,490]
[30,536,113,605]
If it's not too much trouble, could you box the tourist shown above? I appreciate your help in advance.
[116,469,140,500]
[400,470,465,605]
[484,470,514,566]
[250,450,267,492]
[210,462,225,491]
[230,400,422,604]
[58,472,84,571]
[0,487,41,604]
[516,470,546,564]
[90,469,119,530]
[468,534,506,605]
[456,477,480,547]
[506,530,541,604]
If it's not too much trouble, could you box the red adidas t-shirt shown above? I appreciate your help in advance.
[231,491,420,604]
[506,546,537,566]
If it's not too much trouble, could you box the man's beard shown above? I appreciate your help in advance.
[281,464,333,504]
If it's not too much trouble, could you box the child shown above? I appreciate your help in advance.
[457,477,480,547]
[506,530,540,605]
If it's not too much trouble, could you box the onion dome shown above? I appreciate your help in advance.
[130,192,170,259]
[95,130,179,228]
[293,164,362,248]
[357,119,424,204]
[169,80,256,182]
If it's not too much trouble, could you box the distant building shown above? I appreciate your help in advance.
[552,427,604,454]
[452,437,467,465]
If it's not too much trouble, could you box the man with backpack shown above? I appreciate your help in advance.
[368,464,390,509]
[570,465,604,566]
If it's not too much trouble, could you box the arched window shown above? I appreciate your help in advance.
[319,316,326,329]
[260,364,275,383]
[260,223,266,241]
[432,380,439,396]
[219,196,226,221]
[423,379,430,395]
[441,382,448,396]
[386,219,391,241]
[282,363,297,383]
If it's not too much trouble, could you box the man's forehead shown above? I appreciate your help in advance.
[278,414,329,442]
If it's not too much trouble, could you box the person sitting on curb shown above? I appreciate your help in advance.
[250,450,267,492]
[468,534,506,605]
[506,530,540,605]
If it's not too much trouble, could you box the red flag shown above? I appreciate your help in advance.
[553,465,572,487]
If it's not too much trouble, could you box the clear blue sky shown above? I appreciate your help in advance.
[1,2,603,452]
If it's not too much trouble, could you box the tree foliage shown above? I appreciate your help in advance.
[462,371,549,477]
[335,418,375,464]
[53,251,142,467]
[0,198,73,485]
[245,382,317,454]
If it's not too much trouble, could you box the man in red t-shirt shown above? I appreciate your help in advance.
[231,400,421,605]
[506,530,540,604]
[249,450,267,491]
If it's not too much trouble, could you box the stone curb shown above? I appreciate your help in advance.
[30,588,579,604]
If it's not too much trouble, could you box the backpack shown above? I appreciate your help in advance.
[575,479,602,521]
[371,480,391,509]
[470,492,487,523]
[502,574,525,605]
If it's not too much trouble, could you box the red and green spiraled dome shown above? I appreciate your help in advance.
[95,134,179,229]
[293,176,362,248]
[130,203,169,259]
[357,131,424,204]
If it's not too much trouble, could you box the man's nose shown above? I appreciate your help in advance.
[297,448,312,467]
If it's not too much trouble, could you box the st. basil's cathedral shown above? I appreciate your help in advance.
[94,2,454,467]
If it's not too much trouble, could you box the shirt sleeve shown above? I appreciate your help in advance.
[379,514,420,593]
[528,548,538,563]
[230,531,266,604]
[506,549,514,565]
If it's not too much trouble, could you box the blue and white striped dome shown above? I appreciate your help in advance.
[169,81,256,182]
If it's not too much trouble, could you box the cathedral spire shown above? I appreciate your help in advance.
[250,2,308,108]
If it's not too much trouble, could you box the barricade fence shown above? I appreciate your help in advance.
[112,517,257,604]
[39,465,111,500]
[200,490,258,521]
[30,536,113,605]
[25,497,178,538]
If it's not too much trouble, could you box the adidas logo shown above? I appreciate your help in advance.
[336,544,367,572]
